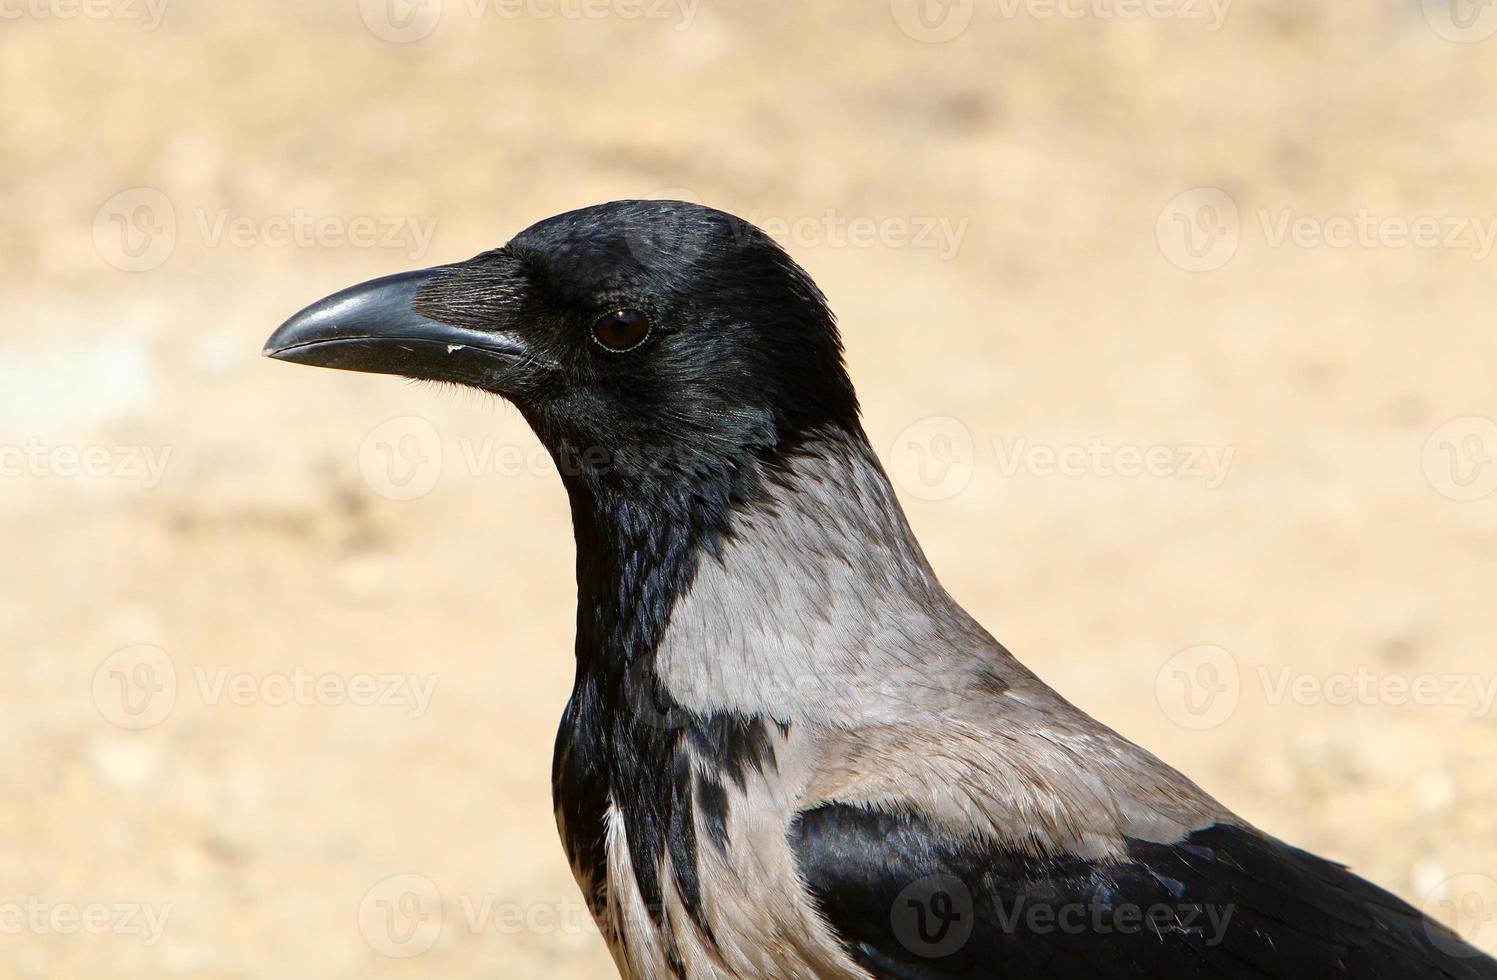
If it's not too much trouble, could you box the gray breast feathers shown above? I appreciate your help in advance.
[597,723,871,979]
[593,437,1233,978]
[653,436,1228,858]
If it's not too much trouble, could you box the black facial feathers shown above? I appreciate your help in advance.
[412,201,860,498]
[413,202,861,956]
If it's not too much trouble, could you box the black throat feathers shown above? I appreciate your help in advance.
[548,429,833,947]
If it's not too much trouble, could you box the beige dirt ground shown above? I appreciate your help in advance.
[4,0,1497,976]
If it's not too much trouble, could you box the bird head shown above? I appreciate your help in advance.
[264,200,860,495]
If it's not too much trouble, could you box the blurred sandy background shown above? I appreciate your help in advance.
[4,0,1497,975]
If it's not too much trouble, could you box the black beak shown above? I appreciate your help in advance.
[264,267,529,388]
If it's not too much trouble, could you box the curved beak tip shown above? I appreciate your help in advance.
[261,266,448,372]
[262,265,529,382]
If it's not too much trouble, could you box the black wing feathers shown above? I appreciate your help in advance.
[790,804,1497,979]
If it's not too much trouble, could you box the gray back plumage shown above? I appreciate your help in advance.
[594,431,1230,978]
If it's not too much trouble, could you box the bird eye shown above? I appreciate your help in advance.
[591,309,651,352]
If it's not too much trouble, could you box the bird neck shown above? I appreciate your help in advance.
[560,423,950,713]
[549,423,960,924]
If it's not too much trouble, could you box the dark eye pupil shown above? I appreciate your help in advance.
[593,309,650,351]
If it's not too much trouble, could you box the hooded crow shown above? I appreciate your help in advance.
[266,200,1497,979]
